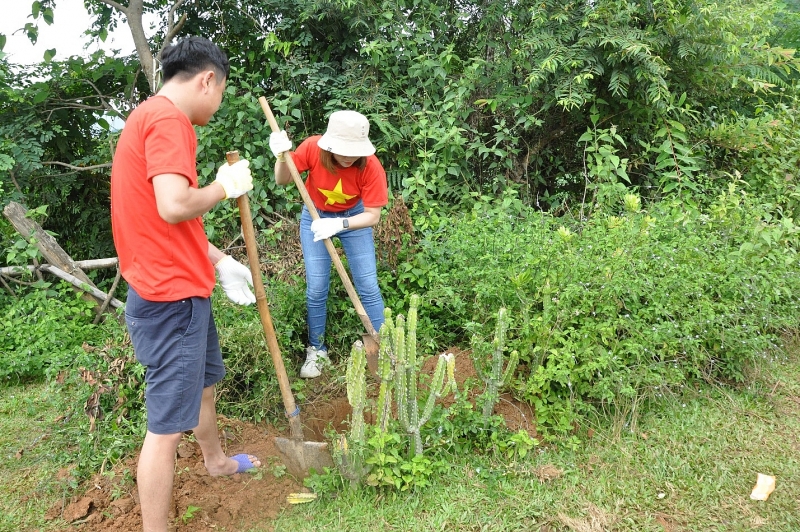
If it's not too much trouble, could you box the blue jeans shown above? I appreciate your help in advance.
[300,202,385,350]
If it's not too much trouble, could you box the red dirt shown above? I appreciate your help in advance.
[53,348,534,531]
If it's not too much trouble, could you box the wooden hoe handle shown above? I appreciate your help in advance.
[225,150,303,439]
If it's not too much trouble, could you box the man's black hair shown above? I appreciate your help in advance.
[160,36,230,83]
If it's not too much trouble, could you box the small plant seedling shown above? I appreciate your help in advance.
[269,463,287,479]
[180,505,201,524]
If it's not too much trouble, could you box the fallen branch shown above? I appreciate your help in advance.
[0,258,119,276]
[39,265,124,309]
[94,268,123,324]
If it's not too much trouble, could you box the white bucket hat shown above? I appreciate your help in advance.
[317,110,376,157]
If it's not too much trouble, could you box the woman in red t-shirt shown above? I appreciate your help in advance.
[272,111,388,378]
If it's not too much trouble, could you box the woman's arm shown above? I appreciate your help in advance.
[274,157,293,185]
[344,206,381,229]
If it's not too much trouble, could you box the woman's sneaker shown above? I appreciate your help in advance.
[300,346,330,379]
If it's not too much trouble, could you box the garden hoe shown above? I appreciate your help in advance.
[257,96,381,372]
[225,151,333,479]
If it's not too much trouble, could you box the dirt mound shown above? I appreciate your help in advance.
[55,348,533,531]
[50,418,303,531]
[421,347,536,437]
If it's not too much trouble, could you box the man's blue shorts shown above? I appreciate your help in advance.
[125,287,225,435]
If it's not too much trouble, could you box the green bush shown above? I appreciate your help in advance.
[410,189,800,432]
[703,94,800,216]
[0,282,105,381]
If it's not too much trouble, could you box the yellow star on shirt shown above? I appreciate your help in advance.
[318,179,357,206]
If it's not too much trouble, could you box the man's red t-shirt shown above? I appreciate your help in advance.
[292,136,388,212]
[111,96,215,301]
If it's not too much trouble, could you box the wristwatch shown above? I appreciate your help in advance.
[342,218,350,229]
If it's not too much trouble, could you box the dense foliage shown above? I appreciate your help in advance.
[2,0,800,490]
[4,0,800,252]
[412,189,800,432]
[0,282,106,381]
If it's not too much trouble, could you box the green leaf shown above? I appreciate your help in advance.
[33,87,50,103]
[43,48,56,62]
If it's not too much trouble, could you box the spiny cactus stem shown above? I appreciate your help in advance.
[419,354,448,425]
[346,341,367,443]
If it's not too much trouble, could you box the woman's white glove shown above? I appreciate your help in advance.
[215,159,253,199]
[311,218,346,242]
[269,131,293,158]
[215,256,256,305]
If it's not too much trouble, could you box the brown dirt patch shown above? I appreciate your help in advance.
[59,347,534,531]
[52,418,303,531]
[422,347,536,437]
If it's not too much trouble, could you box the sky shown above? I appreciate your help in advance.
[1,0,137,65]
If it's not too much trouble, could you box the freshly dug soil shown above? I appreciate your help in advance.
[53,348,534,531]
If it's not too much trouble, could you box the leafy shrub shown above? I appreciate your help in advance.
[0,281,105,381]
[410,189,800,432]
[212,285,291,423]
[703,95,800,216]
[64,332,146,481]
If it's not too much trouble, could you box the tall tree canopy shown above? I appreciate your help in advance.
[2,0,799,261]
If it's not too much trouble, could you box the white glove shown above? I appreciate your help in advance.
[311,218,346,242]
[269,131,293,158]
[215,256,256,305]
[215,159,253,199]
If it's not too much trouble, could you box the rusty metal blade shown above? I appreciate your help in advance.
[274,437,334,479]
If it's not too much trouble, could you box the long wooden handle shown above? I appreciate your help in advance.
[226,150,303,439]
[257,97,379,340]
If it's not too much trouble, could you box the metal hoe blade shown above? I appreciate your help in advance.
[274,437,334,479]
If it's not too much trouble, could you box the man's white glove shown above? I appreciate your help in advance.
[215,159,253,199]
[311,218,347,242]
[215,256,256,305]
[269,131,293,158]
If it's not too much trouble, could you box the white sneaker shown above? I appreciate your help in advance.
[300,346,330,379]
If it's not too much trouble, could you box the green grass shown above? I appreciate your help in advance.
[0,380,75,532]
[268,352,800,531]
[1,352,799,531]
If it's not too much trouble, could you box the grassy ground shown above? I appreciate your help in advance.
[2,349,798,532]
[0,380,79,531]
[269,350,800,531]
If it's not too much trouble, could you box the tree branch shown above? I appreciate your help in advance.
[95,0,129,16]
[40,161,113,171]
[80,79,118,114]
[165,0,190,45]
[39,264,124,309]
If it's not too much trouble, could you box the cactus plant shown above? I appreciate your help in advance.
[474,307,519,426]
[345,340,368,444]
[374,308,395,431]
[336,340,370,488]
[336,296,458,487]
[381,294,457,456]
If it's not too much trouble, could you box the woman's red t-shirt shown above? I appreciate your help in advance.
[291,136,388,212]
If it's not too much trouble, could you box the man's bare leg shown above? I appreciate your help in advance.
[193,385,260,475]
[138,430,182,532]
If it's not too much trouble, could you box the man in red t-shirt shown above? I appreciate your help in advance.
[111,37,258,532]
[270,111,388,378]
